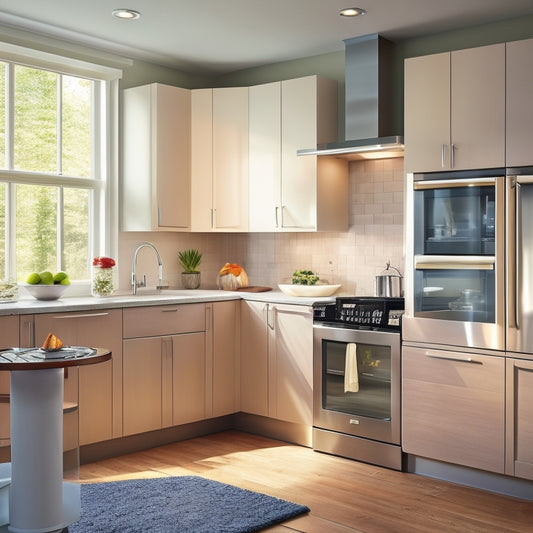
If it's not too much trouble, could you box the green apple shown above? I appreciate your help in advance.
[25,272,41,284]
[53,271,68,284]
[39,271,54,285]
[59,276,70,285]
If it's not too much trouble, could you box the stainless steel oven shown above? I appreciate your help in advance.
[403,169,505,350]
[313,297,404,470]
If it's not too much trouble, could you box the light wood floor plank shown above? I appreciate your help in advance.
[78,430,533,532]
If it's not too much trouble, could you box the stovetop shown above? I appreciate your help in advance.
[313,296,404,331]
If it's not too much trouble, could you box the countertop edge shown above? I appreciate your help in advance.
[0,290,336,316]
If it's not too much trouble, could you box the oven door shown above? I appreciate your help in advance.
[313,323,401,445]
[404,172,505,350]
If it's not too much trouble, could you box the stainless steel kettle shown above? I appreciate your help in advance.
[374,262,403,298]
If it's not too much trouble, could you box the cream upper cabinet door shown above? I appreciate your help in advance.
[191,88,214,231]
[404,52,451,173]
[506,38,533,167]
[213,87,249,231]
[505,358,533,481]
[451,44,505,170]
[240,300,269,416]
[404,44,505,172]
[249,82,281,231]
[281,76,339,230]
[122,83,191,231]
[268,304,313,426]
[191,87,249,232]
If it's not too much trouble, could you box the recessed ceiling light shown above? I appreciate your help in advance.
[112,9,141,20]
[339,7,367,17]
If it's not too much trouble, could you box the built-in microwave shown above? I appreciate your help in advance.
[403,169,505,351]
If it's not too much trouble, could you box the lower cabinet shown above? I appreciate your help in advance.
[33,309,123,446]
[402,345,505,474]
[122,301,238,436]
[208,301,239,418]
[240,300,313,426]
[122,303,206,436]
[505,357,533,481]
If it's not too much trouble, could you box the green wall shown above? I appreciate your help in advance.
[215,13,533,137]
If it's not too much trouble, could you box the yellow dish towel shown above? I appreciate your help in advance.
[344,342,359,393]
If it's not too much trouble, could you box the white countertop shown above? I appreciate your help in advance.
[0,289,335,316]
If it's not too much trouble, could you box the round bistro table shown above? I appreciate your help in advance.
[0,347,111,533]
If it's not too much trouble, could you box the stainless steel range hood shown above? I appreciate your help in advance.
[298,34,404,160]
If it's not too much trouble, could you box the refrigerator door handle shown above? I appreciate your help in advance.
[514,181,521,330]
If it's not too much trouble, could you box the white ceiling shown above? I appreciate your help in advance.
[0,0,532,75]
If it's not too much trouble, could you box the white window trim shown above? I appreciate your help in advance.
[0,41,122,295]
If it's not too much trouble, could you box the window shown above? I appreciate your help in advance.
[0,43,121,291]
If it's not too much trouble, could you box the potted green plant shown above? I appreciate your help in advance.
[178,249,202,289]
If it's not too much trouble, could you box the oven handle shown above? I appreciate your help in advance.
[413,177,497,190]
[414,255,495,270]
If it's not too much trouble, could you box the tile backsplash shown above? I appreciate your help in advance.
[118,158,405,296]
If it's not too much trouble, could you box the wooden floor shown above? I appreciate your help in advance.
[78,430,533,533]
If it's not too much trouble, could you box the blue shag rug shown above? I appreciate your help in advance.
[68,476,309,532]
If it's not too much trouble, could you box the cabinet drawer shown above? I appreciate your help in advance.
[123,303,205,338]
[402,345,505,473]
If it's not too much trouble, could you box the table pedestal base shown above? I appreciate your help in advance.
[8,369,80,533]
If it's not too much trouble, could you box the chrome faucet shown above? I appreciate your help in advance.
[131,242,163,295]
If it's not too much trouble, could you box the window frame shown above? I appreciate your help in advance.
[0,42,121,295]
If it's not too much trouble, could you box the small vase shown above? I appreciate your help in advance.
[182,272,201,289]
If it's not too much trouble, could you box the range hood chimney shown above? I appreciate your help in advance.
[298,34,403,160]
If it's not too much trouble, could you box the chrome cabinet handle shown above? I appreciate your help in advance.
[450,143,455,168]
[55,312,110,319]
[425,352,482,364]
[441,144,446,168]
[266,304,274,330]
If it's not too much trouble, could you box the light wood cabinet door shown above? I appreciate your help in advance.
[268,304,313,426]
[240,300,269,416]
[281,76,338,230]
[122,83,191,231]
[191,87,249,232]
[404,44,505,172]
[249,81,281,231]
[208,301,239,418]
[402,345,505,473]
[404,52,450,173]
[506,38,533,167]
[451,44,505,170]
[505,357,533,481]
[34,309,122,445]
[123,337,162,436]
[172,333,206,425]
[0,315,19,446]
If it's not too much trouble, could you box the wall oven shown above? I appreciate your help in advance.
[313,297,404,471]
[403,169,505,350]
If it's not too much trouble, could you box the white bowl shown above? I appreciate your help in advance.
[24,284,69,301]
[278,284,341,297]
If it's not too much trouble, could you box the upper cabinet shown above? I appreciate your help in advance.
[122,83,191,231]
[249,76,348,232]
[191,87,249,232]
[404,44,505,173]
[506,38,533,168]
